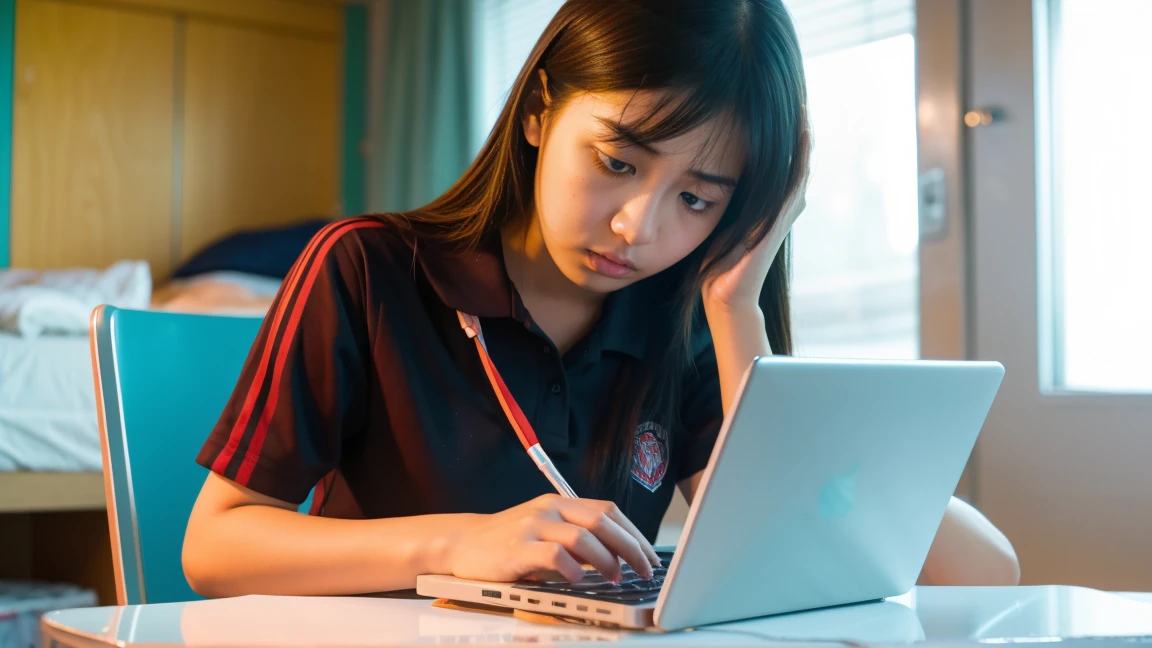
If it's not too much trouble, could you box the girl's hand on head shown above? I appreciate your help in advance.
[442,494,661,583]
[701,126,812,312]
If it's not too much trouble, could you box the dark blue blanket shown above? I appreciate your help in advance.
[172,219,332,280]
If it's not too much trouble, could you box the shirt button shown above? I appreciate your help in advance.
[550,382,562,395]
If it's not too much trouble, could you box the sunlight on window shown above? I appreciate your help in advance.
[1049,0,1152,392]
[472,0,565,154]
[790,35,920,359]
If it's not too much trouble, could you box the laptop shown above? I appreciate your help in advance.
[417,356,1005,631]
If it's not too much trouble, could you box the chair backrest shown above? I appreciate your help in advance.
[91,306,274,604]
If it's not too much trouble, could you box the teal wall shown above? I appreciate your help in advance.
[342,3,368,217]
[1,0,13,268]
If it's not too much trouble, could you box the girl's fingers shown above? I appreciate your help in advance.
[601,504,662,569]
[536,520,622,581]
[556,500,655,578]
[568,498,661,568]
[520,541,586,583]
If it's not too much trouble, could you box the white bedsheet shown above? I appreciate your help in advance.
[0,333,101,471]
[0,271,280,471]
[0,261,152,337]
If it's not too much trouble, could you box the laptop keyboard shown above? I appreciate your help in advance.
[511,552,674,605]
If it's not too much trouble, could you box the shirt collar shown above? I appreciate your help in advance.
[412,227,652,359]
[411,229,526,320]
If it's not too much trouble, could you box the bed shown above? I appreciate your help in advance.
[0,271,281,514]
[0,333,100,473]
[0,215,321,605]
[0,332,104,512]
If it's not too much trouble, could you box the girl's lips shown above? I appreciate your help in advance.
[588,251,635,278]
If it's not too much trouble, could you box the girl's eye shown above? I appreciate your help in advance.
[595,150,636,176]
[681,192,714,213]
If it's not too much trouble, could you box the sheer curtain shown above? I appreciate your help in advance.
[366,0,475,213]
[469,0,565,155]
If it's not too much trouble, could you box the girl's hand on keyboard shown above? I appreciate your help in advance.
[442,494,660,583]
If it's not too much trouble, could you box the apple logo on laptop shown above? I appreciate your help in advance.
[819,462,861,518]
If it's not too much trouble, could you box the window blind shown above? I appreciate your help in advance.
[471,0,565,152]
[784,0,915,58]
[470,0,915,149]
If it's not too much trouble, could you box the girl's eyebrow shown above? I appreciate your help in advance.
[689,170,737,193]
[597,117,738,192]
[596,118,658,155]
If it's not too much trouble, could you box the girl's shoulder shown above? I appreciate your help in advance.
[311,213,446,282]
[281,215,433,310]
[316,213,416,258]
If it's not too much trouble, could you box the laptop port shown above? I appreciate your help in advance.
[596,608,611,615]
[527,598,540,605]
[509,594,521,602]
[481,590,501,600]
[576,605,588,612]
[552,601,567,609]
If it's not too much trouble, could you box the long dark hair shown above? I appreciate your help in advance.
[396,0,807,501]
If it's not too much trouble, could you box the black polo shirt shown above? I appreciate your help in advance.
[197,215,723,541]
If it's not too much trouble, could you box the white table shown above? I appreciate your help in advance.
[41,586,1152,647]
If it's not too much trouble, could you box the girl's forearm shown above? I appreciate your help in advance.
[183,478,481,597]
[703,299,772,418]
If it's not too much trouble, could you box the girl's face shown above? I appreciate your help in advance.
[524,87,745,294]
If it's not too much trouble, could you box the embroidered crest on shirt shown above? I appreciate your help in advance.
[631,421,669,492]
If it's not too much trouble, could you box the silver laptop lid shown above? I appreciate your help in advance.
[656,356,1004,630]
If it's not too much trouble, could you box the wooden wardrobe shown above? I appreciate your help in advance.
[2,0,346,604]
[11,0,344,278]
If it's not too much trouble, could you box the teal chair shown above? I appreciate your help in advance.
[91,306,313,605]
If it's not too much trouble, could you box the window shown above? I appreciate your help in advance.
[471,0,565,154]
[1041,0,1152,392]
[785,0,919,359]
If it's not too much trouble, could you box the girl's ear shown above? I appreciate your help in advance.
[522,68,552,148]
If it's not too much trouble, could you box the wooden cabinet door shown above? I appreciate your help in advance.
[12,0,175,275]
[180,19,340,259]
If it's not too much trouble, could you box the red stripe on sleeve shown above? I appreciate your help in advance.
[210,219,372,476]
[233,219,384,485]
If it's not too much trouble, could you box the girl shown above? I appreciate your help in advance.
[183,0,1019,597]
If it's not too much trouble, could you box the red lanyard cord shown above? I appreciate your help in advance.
[457,311,577,498]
